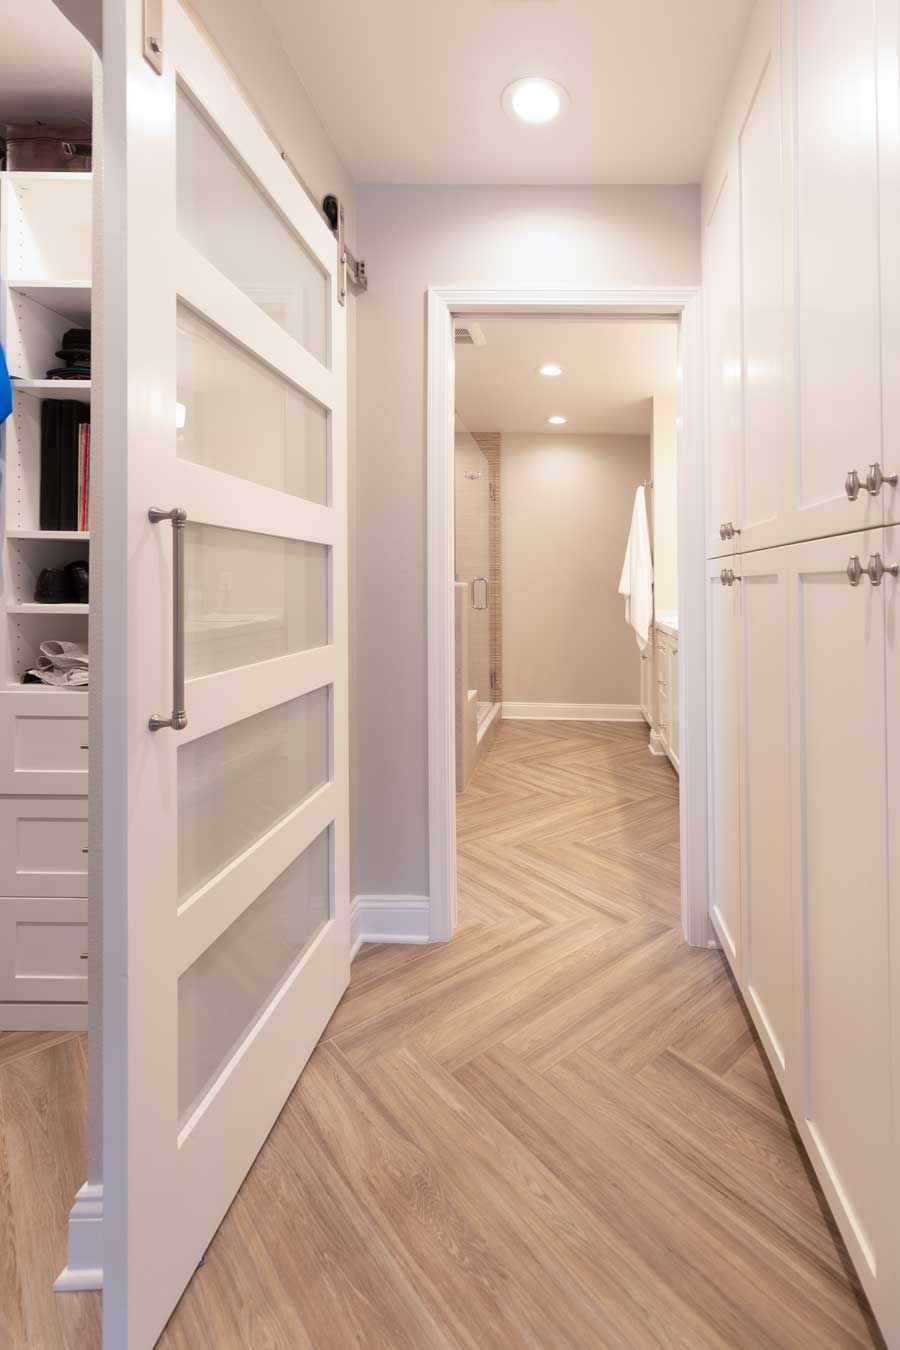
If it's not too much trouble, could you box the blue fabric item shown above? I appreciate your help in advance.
[0,344,11,425]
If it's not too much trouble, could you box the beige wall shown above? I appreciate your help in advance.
[502,433,650,706]
[355,184,701,898]
[651,394,679,616]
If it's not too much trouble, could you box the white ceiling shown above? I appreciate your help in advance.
[261,0,752,185]
[0,0,92,127]
[454,318,678,435]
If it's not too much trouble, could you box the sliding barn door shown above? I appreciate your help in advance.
[100,4,349,1344]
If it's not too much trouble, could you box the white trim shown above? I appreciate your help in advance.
[649,728,668,756]
[351,896,431,950]
[0,1002,87,1032]
[426,286,709,949]
[502,702,643,722]
[55,1183,103,1292]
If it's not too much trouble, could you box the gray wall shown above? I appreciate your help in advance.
[501,433,650,706]
[355,184,702,900]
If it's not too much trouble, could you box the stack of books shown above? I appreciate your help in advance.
[39,401,91,531]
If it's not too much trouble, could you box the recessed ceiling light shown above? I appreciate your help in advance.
[502,77,569,126]
[538,363,563,377]
[548,415,567,425]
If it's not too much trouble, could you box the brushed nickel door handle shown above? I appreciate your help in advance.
[847,555,863,586]
[845,470,864,501]
[865,463,899,496]
[148,507,188,731]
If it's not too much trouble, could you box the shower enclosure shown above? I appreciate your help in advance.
[454,417,500,787]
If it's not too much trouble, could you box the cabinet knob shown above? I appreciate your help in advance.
[845,470,863,501]
[866,553,900,586]
[865,463,899,496]
[720,568,737,587]
[847,555,863,586]
[719,522,728,540]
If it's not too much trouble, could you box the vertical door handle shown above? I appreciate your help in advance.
[148,507,188,731]
[471,576,489,610]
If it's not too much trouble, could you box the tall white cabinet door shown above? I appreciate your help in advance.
[787,0,885,543]
[737,44,792,554]
[787,529,893,1331]
[706,559,742,969]
[878,2,900,532]
[881,524,900,1346]
[101,4,350,1346]
[738,549,793,1088]
[704,163,742,559]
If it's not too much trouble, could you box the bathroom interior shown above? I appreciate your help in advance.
[453,314,681,790]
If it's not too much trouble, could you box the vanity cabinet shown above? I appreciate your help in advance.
[653,624,680,775]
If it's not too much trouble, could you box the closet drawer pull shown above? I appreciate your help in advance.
[148,507,188,732]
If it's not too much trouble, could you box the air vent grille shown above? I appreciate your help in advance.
[454,321,486,347]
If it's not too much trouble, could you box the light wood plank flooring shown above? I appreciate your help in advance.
[0,720,884,1348]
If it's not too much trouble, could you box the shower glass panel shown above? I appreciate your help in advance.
[454,416,497,728]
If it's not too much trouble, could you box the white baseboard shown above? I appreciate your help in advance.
[649,728,667,756]
[0,1002,88,1032]
[502,702,643,722]
[55,1182,103,1292]
[351,895,431,956]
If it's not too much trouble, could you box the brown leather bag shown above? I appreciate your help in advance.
[4,125,92,172]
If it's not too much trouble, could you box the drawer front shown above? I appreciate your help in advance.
[0,798,88,896]
[0,896,88,1002]
[0,692,89,795]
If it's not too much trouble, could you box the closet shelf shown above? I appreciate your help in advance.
[8,281,91,325]
[7,602,88,615]
[12,379,91,404]
[7,530,89,541]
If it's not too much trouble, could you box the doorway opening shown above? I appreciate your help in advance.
[426,289,708,947]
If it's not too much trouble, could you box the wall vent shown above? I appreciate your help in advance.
[454,321,487,347]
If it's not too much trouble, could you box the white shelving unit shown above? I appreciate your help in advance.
[0,170,91,1029]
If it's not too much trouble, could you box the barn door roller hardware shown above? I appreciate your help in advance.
[323,195,368,305]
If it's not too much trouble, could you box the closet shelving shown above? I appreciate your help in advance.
[0,168,91,1028]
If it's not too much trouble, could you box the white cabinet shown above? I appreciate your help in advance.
[785,528,896,1334]
[668,635,679,770]
[738,548,793,1083]
[706,562,742,970]
[653,624,680,774]
[639,639,654,726]
[704,163,742,558]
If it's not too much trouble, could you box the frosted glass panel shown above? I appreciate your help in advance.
[177,304,328,504]
[178,829,330,1124]
[176,88,328,364]
[185,524,329,679]
[178,687,329,902]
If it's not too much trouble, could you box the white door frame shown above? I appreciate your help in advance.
[426,286,710,947]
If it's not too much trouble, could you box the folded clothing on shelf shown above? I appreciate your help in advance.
[24,639,89,688]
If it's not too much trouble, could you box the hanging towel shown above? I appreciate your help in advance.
[618,486,653,650]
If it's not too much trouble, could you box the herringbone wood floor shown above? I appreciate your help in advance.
[0,721,884,1348]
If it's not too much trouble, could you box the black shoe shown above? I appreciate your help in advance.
[34,568,70,603]
[65,560,89,604]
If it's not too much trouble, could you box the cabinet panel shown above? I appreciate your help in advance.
[0,797,88,897]
[707,561,742,967]
[704,166,742,558]
[639,644,653,725]
[788,528,891,1299]
[738,50,791,551]
[668,638,680,772]
[739,551,792,1079]
[790,0,884,542]
[0,896,88,1003]
[0,690,89,795]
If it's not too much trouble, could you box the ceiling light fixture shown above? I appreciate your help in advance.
[548,415,567,425]
[538,363,563,377]
[502,77,569,126]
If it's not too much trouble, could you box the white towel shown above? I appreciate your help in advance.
[618,486,653,650]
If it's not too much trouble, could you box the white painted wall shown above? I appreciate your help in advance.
[651,393,679,616]
[355,185,701,899]
[502,433,649,706]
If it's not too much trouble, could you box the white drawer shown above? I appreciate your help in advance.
[0,797,88,896]
[0,691,88,795]
[0,896,87,1002]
